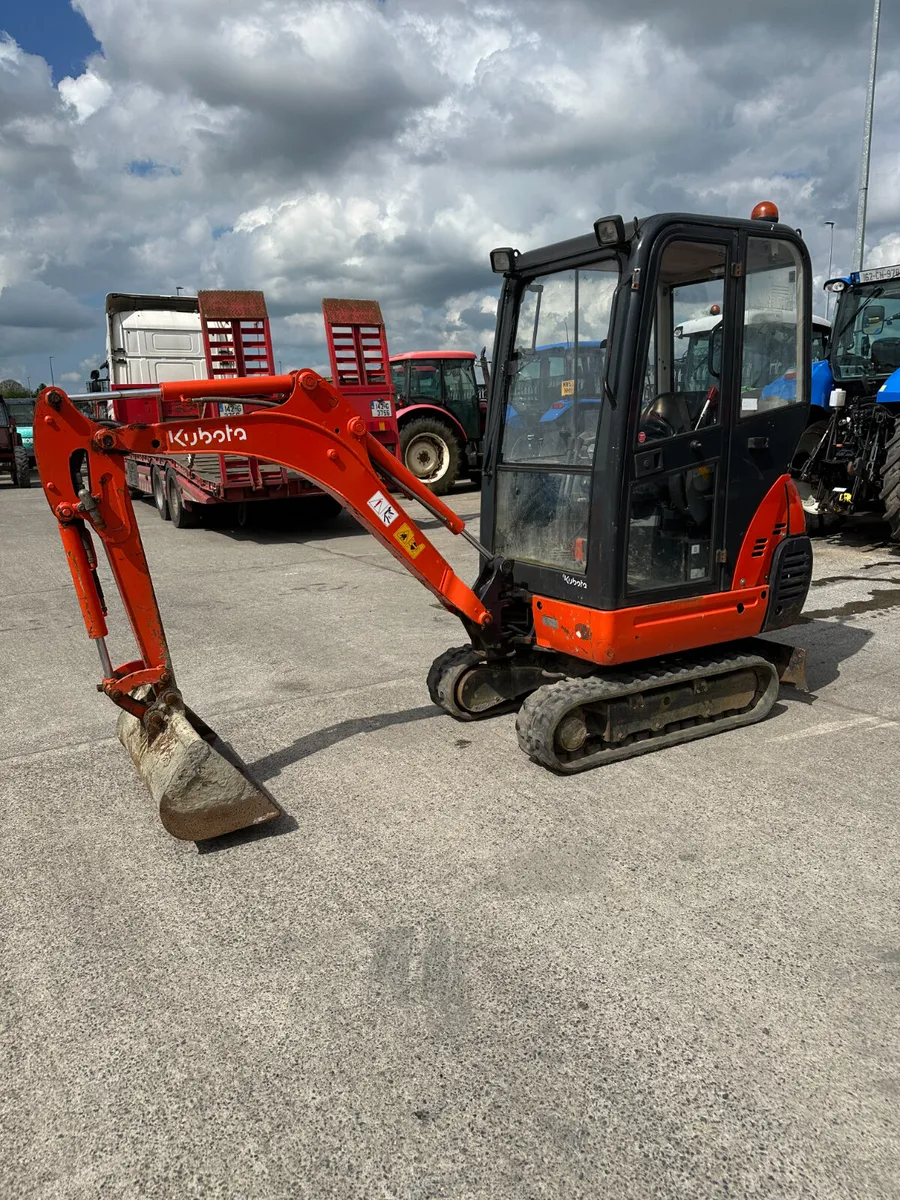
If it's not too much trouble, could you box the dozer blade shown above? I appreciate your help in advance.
[117,704,280,841]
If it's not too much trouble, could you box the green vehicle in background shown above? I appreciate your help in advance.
[5,398,36,465]
[0,397,31,487]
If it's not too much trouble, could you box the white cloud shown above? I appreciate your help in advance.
[58,68,112,121]
[0,0,898,386]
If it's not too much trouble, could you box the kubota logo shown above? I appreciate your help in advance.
[562,574,587,588]
[169,424,248,449]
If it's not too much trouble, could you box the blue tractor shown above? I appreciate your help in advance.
[503,339,606,461]
[798,265,900,536]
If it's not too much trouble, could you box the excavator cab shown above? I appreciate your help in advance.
[482,210,811,617]
[34,204,813,841]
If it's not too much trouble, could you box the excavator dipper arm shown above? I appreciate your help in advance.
[33,371,499,841]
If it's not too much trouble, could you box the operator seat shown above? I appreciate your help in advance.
[871,338,900,373]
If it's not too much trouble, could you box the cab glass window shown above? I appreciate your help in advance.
[639,242,726,444]
[740,238,806,416]
[501,263,618,467]
[390,361,407,398]
[493,259,618,574]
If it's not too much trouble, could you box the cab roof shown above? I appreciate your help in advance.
[390,350,476,362]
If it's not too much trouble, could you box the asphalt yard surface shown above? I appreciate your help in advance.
[1,474,899,1199]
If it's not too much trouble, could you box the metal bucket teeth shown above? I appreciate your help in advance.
[117,707,280,841]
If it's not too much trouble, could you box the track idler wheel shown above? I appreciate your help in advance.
[427,644,573,722]
[427,645,490,720]
[117,690,280,841]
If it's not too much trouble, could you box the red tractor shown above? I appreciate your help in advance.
[390,350,485,494]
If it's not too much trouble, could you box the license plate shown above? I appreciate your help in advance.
[370,399,392,418]
[219,402,244,416]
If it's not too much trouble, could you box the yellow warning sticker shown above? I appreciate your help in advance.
[393,523,426,559]
[561,379,575,396]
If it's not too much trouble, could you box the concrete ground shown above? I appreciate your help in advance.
[1,472,899,1200]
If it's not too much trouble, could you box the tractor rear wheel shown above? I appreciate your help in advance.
[13,445,31,488]
[399,416,461,496]
[880,422,900,541]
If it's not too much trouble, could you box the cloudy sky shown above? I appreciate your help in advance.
[1,0,898,390]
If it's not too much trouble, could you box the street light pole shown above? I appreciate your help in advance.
[48,356,55,386]
[854,0,882,270]
[824,221,836,319]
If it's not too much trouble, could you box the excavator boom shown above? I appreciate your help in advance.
[34,371,496,840]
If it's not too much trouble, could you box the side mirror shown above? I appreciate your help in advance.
[864,305,885,336]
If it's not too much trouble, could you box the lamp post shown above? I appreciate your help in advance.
[824,221,836,319]
[854,0,882,270]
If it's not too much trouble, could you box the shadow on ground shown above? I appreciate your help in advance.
[248,704,444,782]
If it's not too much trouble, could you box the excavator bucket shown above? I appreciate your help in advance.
[116,699,280,842]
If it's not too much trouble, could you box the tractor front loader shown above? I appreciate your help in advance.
[35,204,813,842]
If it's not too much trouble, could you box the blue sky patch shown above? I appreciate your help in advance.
[1,1,102,80]
[127,159,182,178]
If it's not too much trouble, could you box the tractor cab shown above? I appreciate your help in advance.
[504,338,607,440]
[482,205,811,621]
[827,266,900,391]
[390,350,485,493]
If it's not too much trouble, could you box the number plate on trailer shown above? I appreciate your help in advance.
[370,399,392,418]
[219,402,244,416]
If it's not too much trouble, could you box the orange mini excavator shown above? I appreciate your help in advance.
[35,203,812,841]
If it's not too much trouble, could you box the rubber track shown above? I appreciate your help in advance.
[515,653,780,774]
[879,423,900,541]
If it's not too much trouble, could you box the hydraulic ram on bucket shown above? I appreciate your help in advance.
[33,372,494,841]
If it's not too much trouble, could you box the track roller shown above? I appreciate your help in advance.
[516,653,780,773]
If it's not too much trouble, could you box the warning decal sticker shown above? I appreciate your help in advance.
[393,523,426,559]
[367,491,399,526]
[561,379,575,396]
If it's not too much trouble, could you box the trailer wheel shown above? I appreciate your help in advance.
[166,471,198,529]
[152,466,170,520]
[304,495,342,522]
[880,422,900,541]
[13,445,31,488]
[399,416,461,496]
[124,460,143,500]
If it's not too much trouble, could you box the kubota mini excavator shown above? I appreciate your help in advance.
[34,203,813,841]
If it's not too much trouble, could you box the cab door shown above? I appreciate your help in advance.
[722,233,811,568]
[622,231,740,600]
